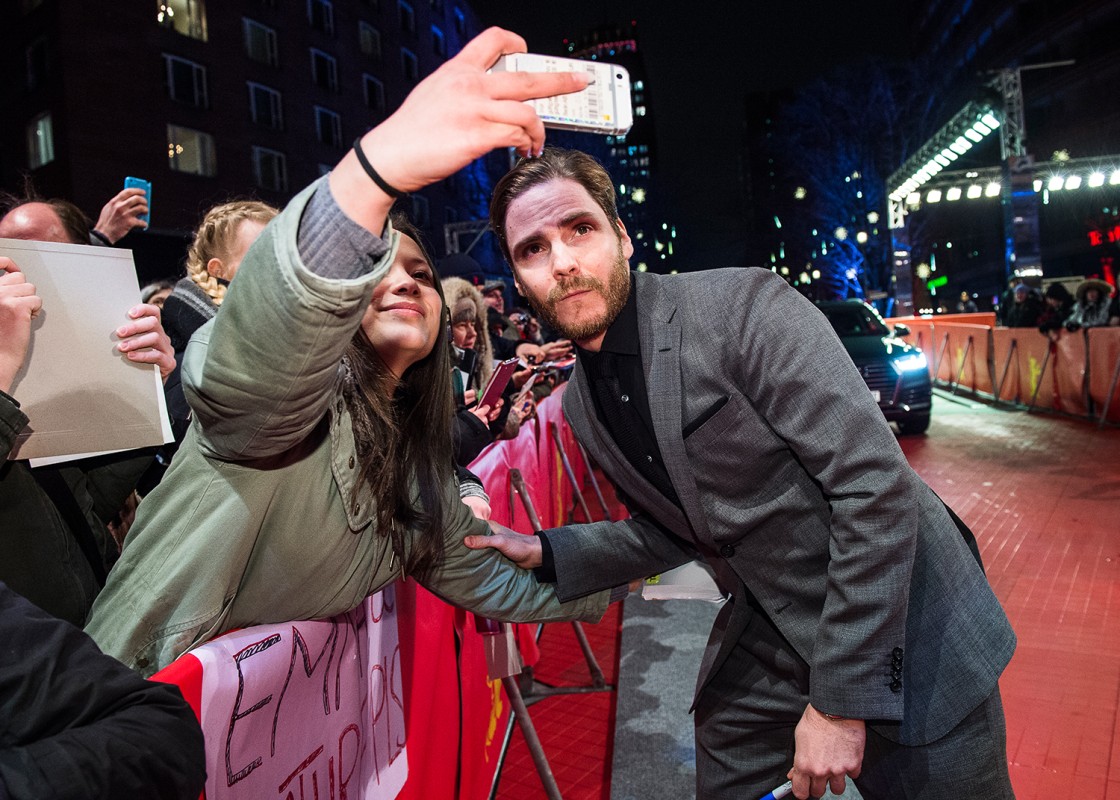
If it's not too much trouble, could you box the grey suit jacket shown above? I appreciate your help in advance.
[543,267,1016,746]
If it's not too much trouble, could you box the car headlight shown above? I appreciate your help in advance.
[891,353,928,374]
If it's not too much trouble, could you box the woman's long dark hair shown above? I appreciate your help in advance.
[341,212,455,581]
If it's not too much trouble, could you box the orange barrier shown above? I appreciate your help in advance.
[1087,328,1120,423]
[154,386,592,800]
[886,315,1120,423]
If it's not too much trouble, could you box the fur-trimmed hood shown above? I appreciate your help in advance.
[1075,278,1113,304]
[441,276,493,388]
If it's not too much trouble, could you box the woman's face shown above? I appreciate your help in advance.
[360,234,443,377]
[208,218,268,283]
[451,318,478,350]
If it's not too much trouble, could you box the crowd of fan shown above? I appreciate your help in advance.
[0,178,573,799]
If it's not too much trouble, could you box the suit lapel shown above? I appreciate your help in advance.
[637,274,710,542]
[565,339,690,535]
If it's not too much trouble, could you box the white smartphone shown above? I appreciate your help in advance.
[490,53,633,136]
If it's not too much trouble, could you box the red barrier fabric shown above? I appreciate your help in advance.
[938,324,993,394]
[1054,331,1089,416]
[990,329,1025,403]
[1015,331,1057,410]
[1088,328,1120,422]
[151,390,589,800]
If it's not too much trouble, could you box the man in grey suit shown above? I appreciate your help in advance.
[465,147,1016,799]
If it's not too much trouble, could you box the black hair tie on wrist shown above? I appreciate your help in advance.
[352,137,408,200]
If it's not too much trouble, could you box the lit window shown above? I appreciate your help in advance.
[432,25,445,57]
[363,74,385,114]
[401,48,418,82]
[359,22,382,59]
[167,124,216,176]
[314,106,342,148]
[247,82,283,129]
[307,0,334,35]
[310,48,338,91]
[157,0,208,41]
[252,146,288,192]
[243,19,278,66]
[26,112,54,169]
[399,0,415,34]
[163,54,208,107]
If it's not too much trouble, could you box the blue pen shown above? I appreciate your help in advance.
[759,779,794,800]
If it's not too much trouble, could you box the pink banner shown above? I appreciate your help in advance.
[156,591,406,800]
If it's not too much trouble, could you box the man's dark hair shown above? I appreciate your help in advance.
[489,147,620,267]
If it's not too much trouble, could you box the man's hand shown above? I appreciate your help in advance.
[788,704,865,800]
[538,339,573,362]
[0,258,43,394]
[464,522,543,569]
[94,187,149,243]
[116,303,175,383]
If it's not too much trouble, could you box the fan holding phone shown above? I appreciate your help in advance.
[444,277,536,466]
[88,177,151,245]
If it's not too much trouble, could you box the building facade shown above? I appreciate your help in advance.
[1,0,491,282]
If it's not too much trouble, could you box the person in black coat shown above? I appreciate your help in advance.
[0,582,206,800]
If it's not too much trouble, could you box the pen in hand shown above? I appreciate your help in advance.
[759,779,793,800]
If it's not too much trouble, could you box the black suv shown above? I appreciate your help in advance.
[814,300,932,435]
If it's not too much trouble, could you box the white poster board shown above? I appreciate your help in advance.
[0,237,171,460]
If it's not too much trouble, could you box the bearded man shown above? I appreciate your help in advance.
[466,147,1016,800]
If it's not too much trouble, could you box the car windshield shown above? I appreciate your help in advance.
[820,304,890,337]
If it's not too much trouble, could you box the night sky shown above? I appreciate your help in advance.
[469,0,911,268]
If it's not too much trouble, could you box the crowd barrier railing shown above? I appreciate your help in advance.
[153,382,606,800]
[885,314,1120,425]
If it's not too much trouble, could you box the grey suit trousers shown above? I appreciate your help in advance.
[693,604,1015,800]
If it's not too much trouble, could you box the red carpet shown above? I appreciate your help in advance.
[493,466,626,800]
[492,604,623,800]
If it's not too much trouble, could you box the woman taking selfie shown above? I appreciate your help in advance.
[85,27,610,676]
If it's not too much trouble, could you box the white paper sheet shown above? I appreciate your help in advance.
[2,237,173,461]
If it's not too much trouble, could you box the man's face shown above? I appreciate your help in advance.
[505,178,632,351]
[0,202,73,243]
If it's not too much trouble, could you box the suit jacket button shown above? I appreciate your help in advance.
[892,647,903,658]
[890,679,902,692]
[719,544,735,558]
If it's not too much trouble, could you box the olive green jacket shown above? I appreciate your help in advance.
[85,181,607,677]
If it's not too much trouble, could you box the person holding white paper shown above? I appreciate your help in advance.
[0,202,176,626]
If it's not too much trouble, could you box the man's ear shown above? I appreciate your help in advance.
[206,257,225,280]
[616,219,634,259]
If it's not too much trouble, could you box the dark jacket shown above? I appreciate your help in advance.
[0,391,152,627]
[0,581,206,800]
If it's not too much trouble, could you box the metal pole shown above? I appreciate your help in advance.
[1097,348,1120,429]
[501,675,564,800]
[577,441,613,522]
[549,421,593,524]
[994,339,1018,404]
